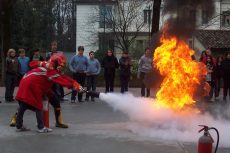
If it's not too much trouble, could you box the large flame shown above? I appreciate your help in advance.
[153,35,207,111]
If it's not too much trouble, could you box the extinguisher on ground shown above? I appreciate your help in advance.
[198,125,219,153]
[43,100,49,128]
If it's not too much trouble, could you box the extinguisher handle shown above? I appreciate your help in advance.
[198,125,208,133]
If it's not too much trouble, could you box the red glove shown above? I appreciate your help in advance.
[73,82,80,91]
[73,82,85,93]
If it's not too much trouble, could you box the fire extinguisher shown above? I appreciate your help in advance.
[198,125,219,153]
[43,100,49,128]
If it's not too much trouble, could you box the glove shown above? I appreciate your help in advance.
[73,82,85,93]
[73,82,80,91]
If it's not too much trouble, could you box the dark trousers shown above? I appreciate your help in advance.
[104,73,115,92]
[207,81,215,99]
[5,73,17,101]
[71,73,86,101]
[140,72,150,97]
[120,75,129,93]
[86,75,97,99]
[214,77,221,97]
[16,101,44,129]
[223,78,230,98]
[60,86,64,98]
[49,93,61,108]
[17,73,24,86]
[52,83,63,100]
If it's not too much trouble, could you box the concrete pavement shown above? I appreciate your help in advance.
[0,87,230,153]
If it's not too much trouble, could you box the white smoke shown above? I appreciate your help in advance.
[99,93,230,147]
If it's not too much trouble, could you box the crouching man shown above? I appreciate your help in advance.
[16,53,83,133]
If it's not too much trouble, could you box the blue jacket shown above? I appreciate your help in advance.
[18,56,30,75]
[69,55,88,73]
[86,58,101,75]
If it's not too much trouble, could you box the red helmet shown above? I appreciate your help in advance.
[48,53,66,70]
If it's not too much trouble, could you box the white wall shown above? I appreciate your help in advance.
[76,5,99,56]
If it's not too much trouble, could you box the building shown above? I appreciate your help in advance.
[75,0,230,58]
[192,0,230,56]
[75,0,153,58]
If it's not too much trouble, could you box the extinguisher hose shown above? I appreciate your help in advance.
[209,127,219,153]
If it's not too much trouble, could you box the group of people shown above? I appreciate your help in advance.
[3,42,154,134]
[4,43,154,105]
[5,41,85,133]
[5,41,230,133]
[200,48,230,101]
[68,46,133,102]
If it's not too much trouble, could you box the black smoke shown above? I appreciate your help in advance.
[162,0,215,39]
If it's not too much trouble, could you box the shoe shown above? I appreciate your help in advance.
[223,97,227,101]
[5,99,14,102]
[91,98,95,102]
[210,98,215,102]
[78,100,84,102]
[16,126,30,132]
[71,100,75,103]
[56,123,68,128]
[61,97,68,101]
[37,127,52,133]
[85,98,89,101]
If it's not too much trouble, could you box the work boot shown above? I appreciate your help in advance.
[10,113,17,127]
[54,108,68,128]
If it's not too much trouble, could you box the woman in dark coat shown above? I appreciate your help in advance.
[119,51,132,93]
[214,55,223,99]
[101,49,119,92]
[221,52,230,101]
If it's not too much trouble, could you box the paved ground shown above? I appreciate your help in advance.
[0,87,230,153]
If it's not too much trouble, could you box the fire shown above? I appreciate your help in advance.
[153,35,207,110]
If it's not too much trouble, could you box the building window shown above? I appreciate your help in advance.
[99,5,112,29]
[144,9,151,24]
[222,11,230,27]
[202,10,209,24]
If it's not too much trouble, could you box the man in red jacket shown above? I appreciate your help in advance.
[15,53,83,133]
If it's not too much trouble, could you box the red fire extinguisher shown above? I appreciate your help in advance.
[198,125,219,153]
[43,100,49,128]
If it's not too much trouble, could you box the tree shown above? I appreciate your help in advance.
[151,0,162,35]
[53,0,76,51]
[10,0,56,51]
[0,0,15,84]
[0,0,77,84]
[9,0,76,52]
[89,0,148,52]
